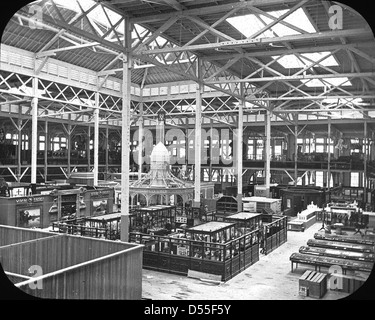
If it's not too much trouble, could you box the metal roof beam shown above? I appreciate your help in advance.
[14,13,123,55]
[246,95,375,101]
[130,0,301,24]
[205,72,375,84]
[205,42,373,61]
[36,42,100,58]
[134,28,372,55]
[183,7,242,47]
[133,16,180,54]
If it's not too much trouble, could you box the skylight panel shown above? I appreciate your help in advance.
[272,52,339,69]
[330,111,364,119]
[321,77,352,87]
[301,77,352,87]
[322,98,363,104]
[52,0,123,33]
[131,24,168,49]
[132,24,148,40]
[227,8,316,39]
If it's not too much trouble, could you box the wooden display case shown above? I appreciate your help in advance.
[287,219,305,232]
[185,221,236,243]
[130,205,177,234]
[299,245,375,262]
[330,187,366,206]
[242,196,281,214]
[223,212,262,233]
[215,196,238,219]
[323,202,366,230]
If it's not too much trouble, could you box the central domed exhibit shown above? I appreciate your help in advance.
[129,142,194,206]
[149,142,173,187]
[132,142,190,189]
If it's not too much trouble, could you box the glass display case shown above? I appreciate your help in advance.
[184,221,236,243]
[224,212,262,229]
[130,205,177,235]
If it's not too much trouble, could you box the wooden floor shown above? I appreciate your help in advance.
[141,222,373,300]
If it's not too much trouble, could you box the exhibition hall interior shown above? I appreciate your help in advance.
[0,0,374,300]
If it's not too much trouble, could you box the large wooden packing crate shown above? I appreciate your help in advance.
[299,270,327,299]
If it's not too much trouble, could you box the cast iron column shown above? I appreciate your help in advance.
[120,19,132,242]
[194,59,203,208]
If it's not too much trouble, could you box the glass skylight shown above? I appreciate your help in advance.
[226,8,316,39]
[322,98,363,105]
[43,1,170,49]
[301,77,352,87]
[52,0,122,28]
[272,52,339,69]
[132,24,168,48]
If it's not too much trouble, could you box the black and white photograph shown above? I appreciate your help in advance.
[0,0,374,308]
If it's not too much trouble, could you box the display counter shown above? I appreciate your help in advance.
[290,252,374,274]
[307,239,374,254]
[313,232,374,246]
[299,245,375,262]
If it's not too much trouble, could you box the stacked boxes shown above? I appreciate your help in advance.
[299,270,328,299]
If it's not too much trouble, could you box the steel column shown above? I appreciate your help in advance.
[327,117,331,190]
[44,120,48,183]
[31,77,38,190]
[194,59,203,208]
[138,102,144,180]
[364,120,367,204]
[294,123,298,187]
[237,93,244,211]
[120,19,132,242]
[93,105,99,186]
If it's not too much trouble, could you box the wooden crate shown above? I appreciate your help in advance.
[299,270,327,299]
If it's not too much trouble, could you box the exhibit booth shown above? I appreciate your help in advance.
[0,183,114,229]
